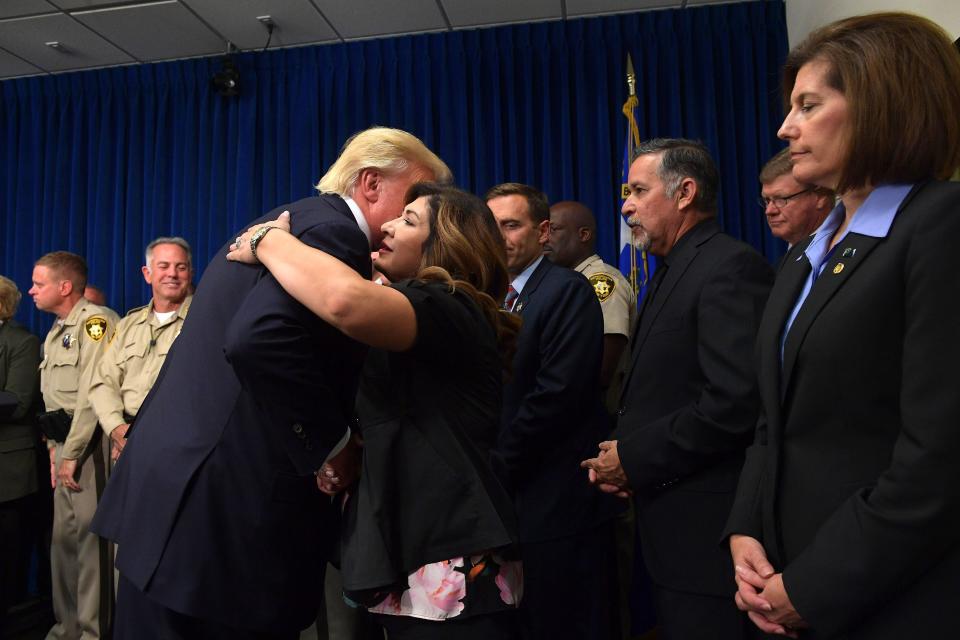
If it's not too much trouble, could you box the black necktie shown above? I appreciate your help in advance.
[637,263,668,324]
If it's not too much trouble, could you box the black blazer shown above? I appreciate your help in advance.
[615,220,772,597]
[339,280,517,598]
[725,181,960,639]
[0,320,41,503]
[92,195,371,633]
[497,257,612,543]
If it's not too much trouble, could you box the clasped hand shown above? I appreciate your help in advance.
[729,534,806,637]
[316,433,363,497]
[580,440,632,498]
[226,211,291,264]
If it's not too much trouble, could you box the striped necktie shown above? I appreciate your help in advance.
[504,285,519,311]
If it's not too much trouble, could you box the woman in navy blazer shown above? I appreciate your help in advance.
[725,13,960,639]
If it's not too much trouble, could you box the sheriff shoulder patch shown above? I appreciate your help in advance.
[85,316,108,342]
[589,273,615,302]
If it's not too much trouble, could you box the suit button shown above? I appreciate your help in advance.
[617,408,626,416]
[305,442,314,451]
[292,423,303,434]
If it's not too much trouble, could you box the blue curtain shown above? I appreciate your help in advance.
[1,0,787,334]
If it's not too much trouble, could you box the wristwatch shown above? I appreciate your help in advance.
[249,225,277,262]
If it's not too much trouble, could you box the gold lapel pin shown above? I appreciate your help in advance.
[833,263,845,274]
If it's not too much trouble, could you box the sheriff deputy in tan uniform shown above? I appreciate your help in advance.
[546,201,636,407]
[89,237,193,463]
[29,251,119,640]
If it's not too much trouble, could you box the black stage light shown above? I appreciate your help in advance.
[212,56,240,98]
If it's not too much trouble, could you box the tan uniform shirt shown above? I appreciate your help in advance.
[89,296,192,435]
[575,254,636,412]
[575,254,636,339]
[39,298,119,459]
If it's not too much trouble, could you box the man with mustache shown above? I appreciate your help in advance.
[582,139,772,639]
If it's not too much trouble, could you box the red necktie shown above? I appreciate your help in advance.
[504,285,519,311]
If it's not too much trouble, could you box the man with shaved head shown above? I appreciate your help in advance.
[546,201,635,401]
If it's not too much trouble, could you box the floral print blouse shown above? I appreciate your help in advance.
[364,552,523,621]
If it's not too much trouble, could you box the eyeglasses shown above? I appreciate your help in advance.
[758,188,812,210]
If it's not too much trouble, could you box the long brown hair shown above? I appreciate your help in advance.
[784,12,960,192]
[405,182,521,372]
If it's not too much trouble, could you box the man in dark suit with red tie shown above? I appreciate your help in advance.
[582,139,773,639]
[487,182,616,640]
[92,127,451,639]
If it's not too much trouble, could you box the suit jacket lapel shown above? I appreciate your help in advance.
[780,233,883,393]
[757,244,811,415]
[514,257,550,316]
[621,221,717,398]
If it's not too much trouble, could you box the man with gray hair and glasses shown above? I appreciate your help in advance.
[88,237,193,463]
[760,147,835,248]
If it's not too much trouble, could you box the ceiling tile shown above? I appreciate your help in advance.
[565,0,678,17]
[314,0,446,40]
[0,0,57,19]
[49,0,150,8]
[0,13,133,71]
[71,1,225,61]
[441,0,560,28]
[185,0,338,50]
[0,47,45,77]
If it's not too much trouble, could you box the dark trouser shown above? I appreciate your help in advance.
[115,574,298,640]
[372,610,519,640]
[518,523,616,640]
[653,584,751,640]
[0,494,33,634]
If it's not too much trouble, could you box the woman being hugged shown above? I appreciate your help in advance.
[725,12,960,640]
[229,183,522,639]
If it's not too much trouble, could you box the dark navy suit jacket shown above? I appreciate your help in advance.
[92,195,371,632]
[497,257,612,543]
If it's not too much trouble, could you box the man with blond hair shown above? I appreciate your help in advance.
[93,127,451,638]
[29,251,119,640]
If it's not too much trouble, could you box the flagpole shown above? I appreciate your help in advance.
[622,54,648,299]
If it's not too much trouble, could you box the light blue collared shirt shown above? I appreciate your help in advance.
[780,184,913,362]
[510,254,544,296]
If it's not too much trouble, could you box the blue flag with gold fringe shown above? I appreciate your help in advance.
[618,62,657,308]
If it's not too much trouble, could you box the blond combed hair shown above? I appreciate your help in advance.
[316,127,453,196]
[0,275,22,321]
